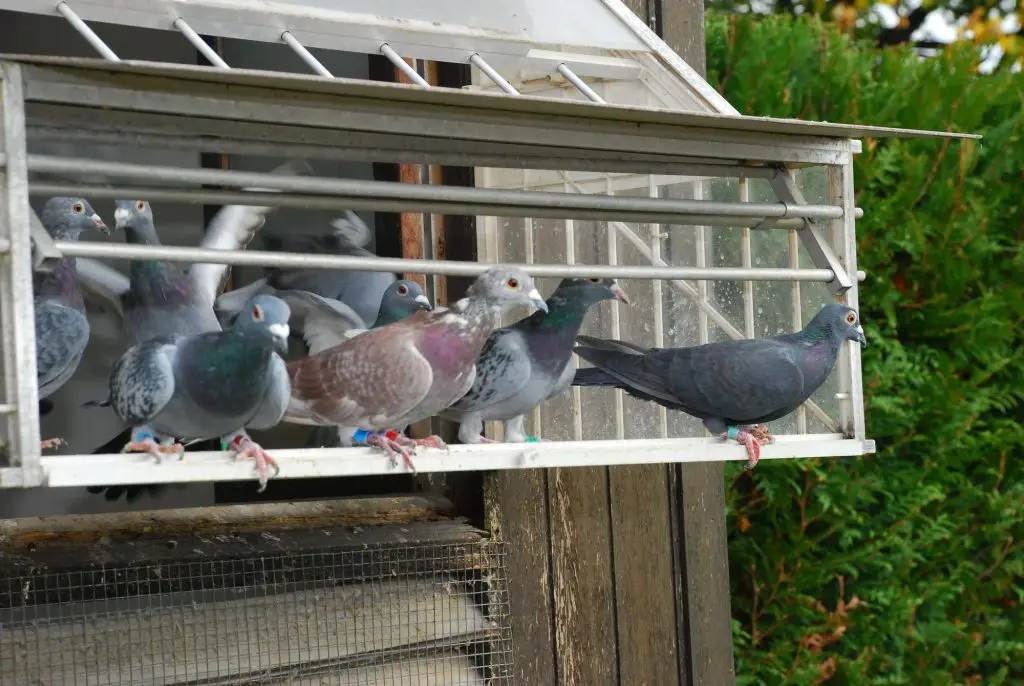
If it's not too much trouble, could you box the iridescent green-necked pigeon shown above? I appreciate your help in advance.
[34,197,109,449]
[572,303,867,469]
[103,294,292,491]
[286,266,546,469]
[443,277,628,444]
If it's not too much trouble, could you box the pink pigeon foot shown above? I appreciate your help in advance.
[122,434,184,462]
[226,434,279,493]
[745,424,775,445]
[364,432,417,473]
[720,427,762,470]
[40,437,66,450]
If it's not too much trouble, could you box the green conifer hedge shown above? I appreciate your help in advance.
[705,14,1024,684]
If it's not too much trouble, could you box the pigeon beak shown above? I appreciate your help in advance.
[855,324,867,347]
[527,288,548,313]
[90,213,110,235]
[113,207,132,230]
[609,282,630,304]
[414,294,433,311]
[269,323,290,354]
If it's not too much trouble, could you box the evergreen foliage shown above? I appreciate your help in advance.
[706,14,1024,684]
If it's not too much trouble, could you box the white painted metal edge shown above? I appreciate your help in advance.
[1,435,876,488]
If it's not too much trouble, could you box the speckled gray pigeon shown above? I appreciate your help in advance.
[286,266,546,469]
[104,294,292,491]
[442,277,628,444]
[33,197,108,449]
[293,279,434,449]
[215,210,395,327]
[572,303,867,469]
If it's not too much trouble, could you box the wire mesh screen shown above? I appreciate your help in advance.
[478,166,844,442]
[0,541,511,685]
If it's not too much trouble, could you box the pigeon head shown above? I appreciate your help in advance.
[376,279,433,326]
[41,197,107,239]
[468,266,548,314]
[237,294,292,356]
[806,303,867,347]
[114,200,157,244]
[554,277,630,306]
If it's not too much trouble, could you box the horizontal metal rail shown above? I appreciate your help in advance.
[25,155,846,223]
[53,240,861,282]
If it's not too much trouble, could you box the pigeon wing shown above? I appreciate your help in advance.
[448,329,531,413]
[246,353,291,430]
[109,337,180,426]
[35,300,89,397]
[287,325,432,428]
[273,289,367,355]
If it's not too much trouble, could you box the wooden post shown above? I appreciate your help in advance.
[658,0,737,682]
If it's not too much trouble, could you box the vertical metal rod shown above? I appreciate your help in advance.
[174,19,230,69]
[739,177,755,338]
[649,176,668,439]
[695,183,710,346]
[379,44,429,86]
[55,2,121,61]
[607,177,625,440]
[469,54,520,95]
[832,153,866,439]
[0,64,42,484]
[789,224,807,433]
[521,169,543,439]
[564,183,584,442]
[281,32,333,78]
[557,63,606,103]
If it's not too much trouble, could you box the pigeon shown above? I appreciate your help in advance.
[289,279,434,448]
[442,277,629,444]
[572,303,867,469]
[214,210,395,327]
[115,200,222,344]
[33,197,109,449]
[102,294,292,491]
[286,266,546,469]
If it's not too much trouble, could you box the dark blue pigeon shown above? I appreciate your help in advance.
[34,197,109,449]
[443,277,628,444]
[572,303,867,469]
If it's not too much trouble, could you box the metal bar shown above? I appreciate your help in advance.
[0,403,16,414]
[607,177,625,440]
[789,227,807,433]
[28,206,61,272]
[522,171,542,439]
[174,19,230,69]
[648,177,669,439]
[379,44,429,87]
[27,155,847,221]
[26,121,795,179]
[52,239,843,282]
[557,64,606,104]
[564,183,584,442]
[54,3,121,62]
[0,63,42,484]
[469,53,520,95]
[831,153,866,439]
[1,435,875,489]
[739,177,755,338]
[771,170,854,292]
[282,32,333,78]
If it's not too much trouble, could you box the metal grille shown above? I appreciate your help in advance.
[0,542,511,685]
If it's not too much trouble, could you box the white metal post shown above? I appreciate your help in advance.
[789,223,807,433]
[607,177,625,440]
[831,150,866,439]
[648,176,668,439]
[739,177,756,338]
[0,63,42,485]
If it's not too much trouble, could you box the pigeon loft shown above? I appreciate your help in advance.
[0,1,977,683]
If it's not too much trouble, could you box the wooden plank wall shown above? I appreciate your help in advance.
[483,1,737,684]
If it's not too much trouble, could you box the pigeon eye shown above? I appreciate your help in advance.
[588,278,602,283]
[506,278,520,290]
[71,203,83,213]
[397,284,409,296]
[252,305,264,321]
[846,312,857,325]
[136,201,146,211]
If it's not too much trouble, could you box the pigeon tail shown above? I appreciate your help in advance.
[571,367,625,388]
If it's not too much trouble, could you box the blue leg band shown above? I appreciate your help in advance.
[727,426,740,441]
[133,429,155,443]
[352,429,373,444]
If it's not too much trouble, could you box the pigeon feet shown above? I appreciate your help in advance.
[364,432,417,473]
[122,436,185,462]
[721,427,762,470]
[745,424,775,445]
[409,435,448,451]
[40,437,66,450]
[226,434,279,493]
